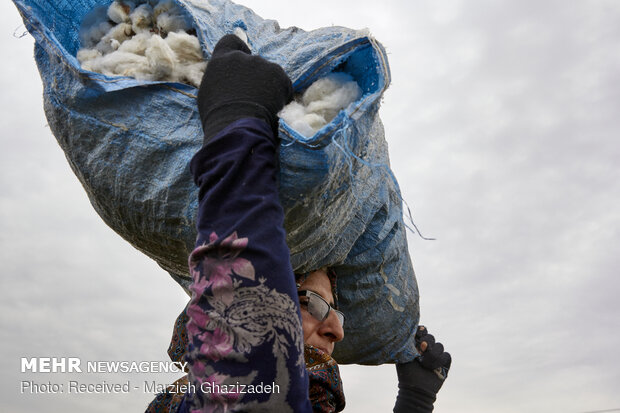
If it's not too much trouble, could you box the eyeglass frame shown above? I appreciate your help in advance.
[298,290,345,327]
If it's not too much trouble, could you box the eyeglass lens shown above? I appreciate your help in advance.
[305,291,345,327]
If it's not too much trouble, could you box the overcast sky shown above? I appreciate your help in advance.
[2,1,620,412]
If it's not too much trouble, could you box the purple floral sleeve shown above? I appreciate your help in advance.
[185,118,312,413]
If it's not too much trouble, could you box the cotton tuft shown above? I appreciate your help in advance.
[279,73,362,137]
[77,0,206,87]
[107,1,134,24]
[130,4,153,33]
[77,1,362,135]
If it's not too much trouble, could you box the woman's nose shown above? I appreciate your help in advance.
[320,311,344,342]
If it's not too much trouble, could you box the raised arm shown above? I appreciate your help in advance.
[183,34,312,413]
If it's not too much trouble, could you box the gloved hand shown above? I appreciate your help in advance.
[413,325,452,387]
[197,34,293,143]
[393,325,452,413]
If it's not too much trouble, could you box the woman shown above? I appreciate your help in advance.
[147,268,345,413]
[148,34,449,413]
[149,268,448,413]
[296,268,346,412]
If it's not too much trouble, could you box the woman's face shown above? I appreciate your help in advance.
[298,269,344,356]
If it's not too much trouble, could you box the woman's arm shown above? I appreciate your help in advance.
[183,35,312,413]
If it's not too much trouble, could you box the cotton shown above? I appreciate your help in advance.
[164,32,202,63]
[279,72,362,137]
[153,0,175,20]
[76,0,362,121]
[130,3,153,33]
[156,11,191,35]
[117,31,151,55]
[107,1,134,24]
[95,22,133,54]
[145,34,176,79]
[77,0,206,87]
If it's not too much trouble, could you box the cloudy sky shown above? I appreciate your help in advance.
[2,0,619,412]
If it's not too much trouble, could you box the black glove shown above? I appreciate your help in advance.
[415,326,452,381]
[197,34,293,143]
[393,326,452,413]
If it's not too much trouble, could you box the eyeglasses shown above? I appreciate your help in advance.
[298,290,345,327]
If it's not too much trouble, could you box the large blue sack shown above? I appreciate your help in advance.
[13,0,420,364]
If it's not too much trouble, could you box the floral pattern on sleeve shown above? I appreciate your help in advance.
[185,231,305,413]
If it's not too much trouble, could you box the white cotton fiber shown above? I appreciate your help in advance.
[303,73,363,123]
[165,31,203,63]
[130,4,153,33]
[153,0,175,20]
[95,22,133,54]
[156,11,192,35]
[117,32,151,55]
[145,34,176,79]
[278,102,320,138]
[77,48,102,64]
[279,73,363,137]
[76,0,362,98]
[105,52,150,79]
[77,0,207,87]
[107,1,135,24]
[82,51,151,79]
[175,61,208,87]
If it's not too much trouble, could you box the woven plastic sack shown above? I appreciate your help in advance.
[13,0,419,364]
